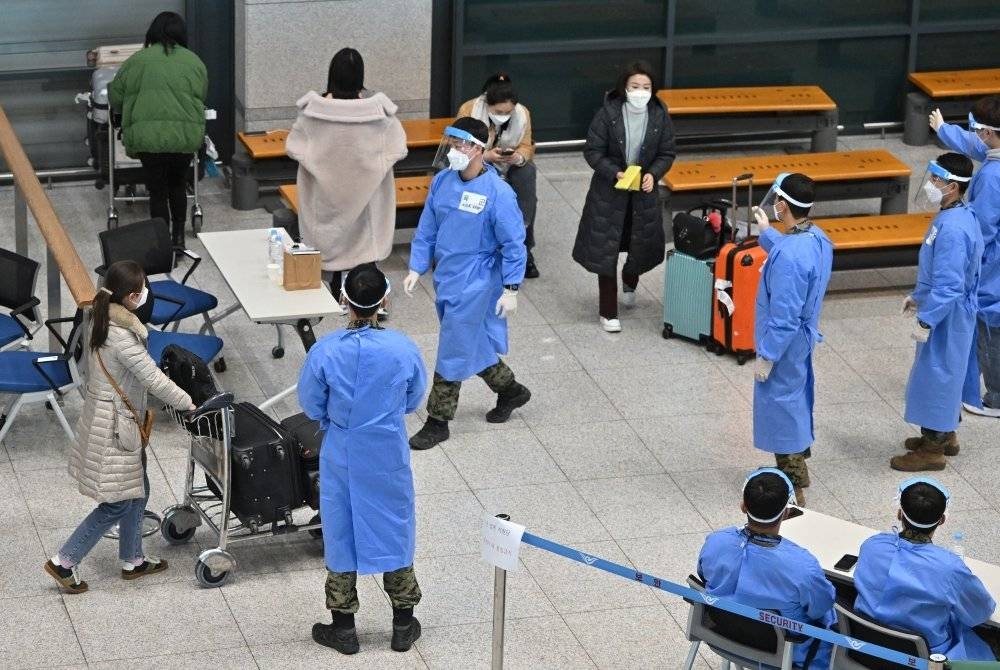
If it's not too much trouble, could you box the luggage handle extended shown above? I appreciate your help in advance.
[730,173,754,243]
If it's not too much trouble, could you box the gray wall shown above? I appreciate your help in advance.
[235,0,432,132]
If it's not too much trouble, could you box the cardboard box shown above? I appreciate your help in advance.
[282,250,321,290]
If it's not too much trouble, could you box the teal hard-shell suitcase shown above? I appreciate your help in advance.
[662,249,714,342]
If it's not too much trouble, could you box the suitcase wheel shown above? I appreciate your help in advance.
[737,353,750,366]
[272,346,285,359]
[714,346,725,357]
[308,513,323,539]
[213,357,227,373]
[662,324,673,339]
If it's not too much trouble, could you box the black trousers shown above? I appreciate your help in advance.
[138,152,190,244]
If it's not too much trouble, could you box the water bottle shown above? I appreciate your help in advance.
[268,230,284,266]
[952,531,965,558]
[266,228,277,262]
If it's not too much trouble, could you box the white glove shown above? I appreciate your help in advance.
[403,270,420,296]
[901,295,917,317]
[752,206,770,232]
[929,108,945,132]
[911,320,930,344]
[495,289,517,318]
[754,357,773,383]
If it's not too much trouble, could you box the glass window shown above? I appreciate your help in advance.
[671,37,908,125]
[920,0,1000,21]
[916,32,1000,71]
[463,0,667,44]
[674,0,909,35]
[460,48,664,141]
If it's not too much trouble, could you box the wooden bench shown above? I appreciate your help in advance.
[903,68,1000,146]
[816,212,932,270]
[662,149,910,216]
[277,175,429,231]
[232,118,453,210]
[657,85,838,152]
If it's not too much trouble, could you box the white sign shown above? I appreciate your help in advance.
[480,514,525,572]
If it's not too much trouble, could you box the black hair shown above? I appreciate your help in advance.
[936,152,975,195]
[743,472,790,525]
[343,264,387,318]
[482,72,518,107]
[971,95,1000,131]
[144,11,188,53]
[326,48,364,100]
[900,482,947,532]
[612,60,657,101]
[90,260,145,351]
[451,116,489,146]
[778,173,815,219]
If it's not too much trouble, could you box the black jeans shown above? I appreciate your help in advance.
[139,152,190,244]
[505,161,538,249]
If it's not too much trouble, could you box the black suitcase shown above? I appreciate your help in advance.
[213,402,307,530]
[280,412,324,510]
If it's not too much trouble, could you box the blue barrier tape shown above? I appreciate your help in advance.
[519,531,928,669]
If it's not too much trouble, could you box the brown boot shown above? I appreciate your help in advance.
[890,441,946,472]
[794,487,806,507]
[904,433,959,456]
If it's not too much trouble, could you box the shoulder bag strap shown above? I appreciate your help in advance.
[95,348,143,426]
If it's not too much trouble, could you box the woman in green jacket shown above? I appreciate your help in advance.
[109,12,207,246]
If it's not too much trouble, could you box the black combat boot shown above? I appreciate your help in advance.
[312,611,360,655]
[390,607,421,652]
[485,382,531,423]
[409,417,449,450]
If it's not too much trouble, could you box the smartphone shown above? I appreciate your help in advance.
[833,554,858,572]
[500,148,515,156]
[786,506,804,519]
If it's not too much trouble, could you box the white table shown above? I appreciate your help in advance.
[198,228,341,409]
[782,506,1000,627]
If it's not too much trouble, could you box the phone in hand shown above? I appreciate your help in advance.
[786,506,804,519]
[499,148,515,156]
[833,554,858,572]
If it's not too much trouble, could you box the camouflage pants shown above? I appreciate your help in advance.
[774,451,811,488]
[325,565,422,613]
[426,359,515,421]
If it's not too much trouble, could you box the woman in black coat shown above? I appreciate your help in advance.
[572,61,676,332]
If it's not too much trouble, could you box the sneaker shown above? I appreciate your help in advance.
[391,617,421,652]
[905,433,959,456]
[524,251,540,279]
[485,383,531,423]
[44,559,88,594]
[312,622,360,655]
[600,317,622,333]
[409,417,449,451]
[963,401,1000,418]
[121,556,169,580]
[621,290,637,308]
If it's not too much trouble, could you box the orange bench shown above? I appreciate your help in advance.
[278,176,429,230]
[657,85,838,151]
[814,212,932,270]
[904,68,1000,145]
[237,117,455,159]
[662,149,910,216]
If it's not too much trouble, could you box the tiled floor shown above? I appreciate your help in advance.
[1,132,998,669]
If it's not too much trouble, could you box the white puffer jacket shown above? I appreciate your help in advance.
[68,304,192,503]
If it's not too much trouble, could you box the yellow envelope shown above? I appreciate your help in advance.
[615,165,642,191]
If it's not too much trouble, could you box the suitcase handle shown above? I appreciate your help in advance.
[730,173,754,243]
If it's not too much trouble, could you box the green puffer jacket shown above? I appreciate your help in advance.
[108,44,207,156]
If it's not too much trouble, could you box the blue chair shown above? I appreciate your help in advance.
[0,314,84,446]
[147,330,223,370]
[0,248,42,351]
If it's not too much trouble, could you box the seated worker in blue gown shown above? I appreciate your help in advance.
[854,477,999,661]
[697,468,835,669]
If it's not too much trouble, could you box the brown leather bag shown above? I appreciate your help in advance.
[95,350,154,448]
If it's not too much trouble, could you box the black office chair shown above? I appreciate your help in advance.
[0,248,42,351]
[830,603,930,669]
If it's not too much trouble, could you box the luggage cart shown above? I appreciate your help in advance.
[160,394,322,588]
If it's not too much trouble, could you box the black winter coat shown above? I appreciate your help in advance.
[572,96,676,277]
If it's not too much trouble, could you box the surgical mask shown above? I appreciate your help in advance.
[131,286,148,309]
[772,204,781,221]
[626,89,651,109]
[922,181,944,206]
[447,148,471,171]
[489,113,511,126]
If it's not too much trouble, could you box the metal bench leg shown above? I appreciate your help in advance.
[811,109,839,152]
[683,641,700,670]
[904,91,932,146]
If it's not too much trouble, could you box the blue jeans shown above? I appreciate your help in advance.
[978,320,1000,409]
[59,470,149,566]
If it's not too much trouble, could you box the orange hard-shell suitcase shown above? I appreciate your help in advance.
[710,174,766,365]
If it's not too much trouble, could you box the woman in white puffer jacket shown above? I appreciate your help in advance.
[44,261,194,594]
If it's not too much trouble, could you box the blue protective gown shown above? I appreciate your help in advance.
[753,225,834,454]
[409,166,527,381]
[854,531,996,661]
[904,204,983,432]
[698,527,836,669]
[298,326,428,575]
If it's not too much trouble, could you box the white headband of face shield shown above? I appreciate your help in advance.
[742,468,796,524]
[969,112,1000,133]
[341,278,391,310]
[773,185,814,209]
[927,160,971,183]
[896,476,950,529]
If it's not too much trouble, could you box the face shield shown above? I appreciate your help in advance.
[913,160,970,210]
[432,126,486,171]
[758,172,813,221]
[965,112,1000,153]
[341,277,391,310]
[895,476,950,529]
[742,467,796,524]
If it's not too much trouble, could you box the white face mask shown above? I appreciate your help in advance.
[447,148,471,171]
[131,286,148,309]
[626,89,651,109]
[773,204,782,221]
[489,112,511,126]
[923,181,944,206]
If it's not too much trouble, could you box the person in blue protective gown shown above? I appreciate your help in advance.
[931,96,1000,418]
[298,265,428,656]
[854,477,999,661]
[750,173,834,506]
[404,116,529,451]
[892,154,983,471]
[697,468,836,669]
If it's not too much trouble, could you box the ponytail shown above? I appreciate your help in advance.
[482,71,518,106]
[90,260,146,350]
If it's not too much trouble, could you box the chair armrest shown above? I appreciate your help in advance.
[44,315,77,350]
[30,353,70,396]
[10,297,41,336]
[151,290,186,327]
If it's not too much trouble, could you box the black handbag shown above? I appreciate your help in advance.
[672,201,730,260]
